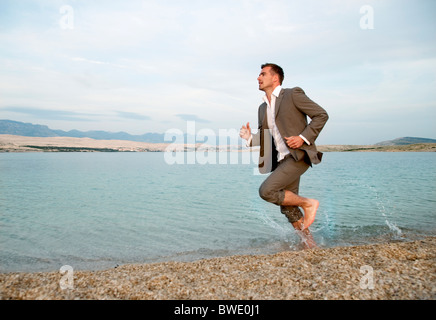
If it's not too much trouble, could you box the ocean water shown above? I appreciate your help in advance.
[1,151,435,272]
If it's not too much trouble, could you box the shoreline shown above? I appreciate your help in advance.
[1,237,435,300]
[1,134,436,152]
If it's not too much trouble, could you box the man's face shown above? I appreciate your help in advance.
[257,67,277,92]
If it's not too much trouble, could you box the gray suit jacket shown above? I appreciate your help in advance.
[251,87,329,173]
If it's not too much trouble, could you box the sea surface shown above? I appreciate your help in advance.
[1,151,435,272]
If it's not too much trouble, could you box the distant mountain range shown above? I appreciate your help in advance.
[0,119,166,143]
[1,119,435,145]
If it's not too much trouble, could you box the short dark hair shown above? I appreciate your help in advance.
[261,63,284,85]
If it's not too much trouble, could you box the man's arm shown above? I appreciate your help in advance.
[292,87,329,144]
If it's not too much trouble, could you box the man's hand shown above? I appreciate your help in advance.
[285,136,304,149]
[239,122,251,140]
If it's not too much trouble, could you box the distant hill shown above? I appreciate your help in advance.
[0,119,166,143]
[375,137,436,146]
[0,119,243,145]
[2,120,435,147]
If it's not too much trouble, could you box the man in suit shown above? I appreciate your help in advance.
[240,63,328,247]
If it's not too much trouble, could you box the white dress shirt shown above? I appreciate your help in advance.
[264,86,290,162]
[247,85,310,162]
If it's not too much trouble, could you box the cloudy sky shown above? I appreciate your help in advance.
[0,0,435,144]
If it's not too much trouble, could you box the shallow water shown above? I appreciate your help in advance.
[1,152,435,272]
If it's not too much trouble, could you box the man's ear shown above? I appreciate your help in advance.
[273,73,280,84]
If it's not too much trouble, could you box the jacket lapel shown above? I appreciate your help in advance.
[274,88,284,118]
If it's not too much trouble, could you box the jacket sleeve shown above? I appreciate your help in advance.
[250,132,261,147]
[249,103,266,147]
[291,87,329,144]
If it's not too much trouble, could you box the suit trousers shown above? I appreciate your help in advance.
[258,154,310,223]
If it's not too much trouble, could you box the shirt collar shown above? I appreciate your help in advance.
[272,85,282,97]
[262,85,283,103]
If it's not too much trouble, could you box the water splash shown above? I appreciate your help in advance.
[250,202,299,246]
[256,208,291,239]
[309,209,331,247]
[368,185,403,238]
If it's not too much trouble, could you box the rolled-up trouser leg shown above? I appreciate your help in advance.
[280,175,303,223]
[258,156,309,223]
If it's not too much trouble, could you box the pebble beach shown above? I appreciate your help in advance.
[1,237,435,300]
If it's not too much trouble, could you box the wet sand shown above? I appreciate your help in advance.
[1,237,435,300]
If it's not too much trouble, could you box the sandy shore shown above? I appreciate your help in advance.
[1,237,435,300]
[0,134,171,152]
[2,134,436,152]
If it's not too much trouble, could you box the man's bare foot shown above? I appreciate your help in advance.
[301,199,319,230]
